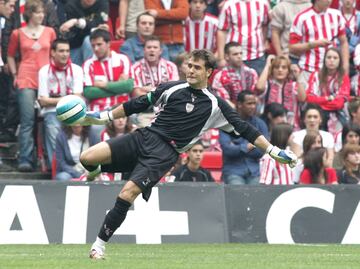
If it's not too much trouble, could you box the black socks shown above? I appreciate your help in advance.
[98,197,132,242]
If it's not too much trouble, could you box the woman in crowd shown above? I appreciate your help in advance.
[256,55,305,129]
[290,104,335,164]
[7,0,56,172]
[304,47,350,136]
[333,123,360,169]
[260,123,294,185]
[55,125,97,181]
[337,144,360,184]
[292,130,323,184]
[300,147,338,185]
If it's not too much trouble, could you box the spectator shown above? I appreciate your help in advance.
[337,144,360,183]
[13,0,59,30]
[83,29,133,141]
[261,102,288,134]
[347,97,360,126]
[220,90,269,185]
[293,130,323,183]
[120,11,169,63]
[300,147,338,184]
[256,54,305,129]
[145,0,189,62]
[271,0,311,61]
[0,0,17,143]
[184,0,218,53]
[60,0,109,66]
[333,123,360,168]
[340,0,360,77]
[174,51,189,80]
[55,125,97,181]
[7,0,56,172]
[116,0,145,39]
[351,44,360,95]
[170,141,214,182]
[205,0,224,16]
[305,48,350,136]
[217,0,269,75]
[260,123,295,185]
[290,104,335,163]
[212,42,258,108]
[289,0,349,89]
[132,35,179,127]
[100,116,137,181]
[38,39,83,167]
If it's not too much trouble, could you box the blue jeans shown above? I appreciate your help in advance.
[244,55,266,76]
[17,88,36,166]
[43,112,61,167]
[70,36,93,66]
[55,171,73,181]
[223,174,260,185]
[165,44,185,62]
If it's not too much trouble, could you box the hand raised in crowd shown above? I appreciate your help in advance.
[147,9,158,18]
[60,19,77,34]
[115,25,126,39]
[290,64,301,80]
[265,54,276,67]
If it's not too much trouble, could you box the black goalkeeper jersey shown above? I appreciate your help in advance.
[123,80,262,153]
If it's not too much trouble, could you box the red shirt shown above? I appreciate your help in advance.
[300,167,338,184]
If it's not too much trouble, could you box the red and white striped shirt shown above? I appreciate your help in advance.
[19,0,26,27]
[132,58,179,87]
[83,51,132,111]
[211,65,258,103]
[260,155,294,185]
[341,9,360,35]
[218,0,269,61]
[184,13,218,53]
[289,7,346,72]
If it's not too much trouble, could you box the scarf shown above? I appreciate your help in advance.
[48,58,74,96]
[139,58,171,86]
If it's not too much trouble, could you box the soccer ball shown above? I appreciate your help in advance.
[56,95,87,125]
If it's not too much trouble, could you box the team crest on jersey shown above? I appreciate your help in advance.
[186,103,194,113]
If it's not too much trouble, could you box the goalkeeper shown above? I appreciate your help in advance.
[74,49,297,259]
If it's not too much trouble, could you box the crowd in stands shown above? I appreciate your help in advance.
[1,0,360,185]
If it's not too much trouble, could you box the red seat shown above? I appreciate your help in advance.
[110,39,124,52]
[201,151,223,182]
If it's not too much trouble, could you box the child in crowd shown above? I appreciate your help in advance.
[293,130,323,184]
[256,55,305,129]
[300,147,338,184]
[337,144,360,184]
[260,123,294,185]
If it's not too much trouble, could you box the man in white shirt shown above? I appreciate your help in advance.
[38,39,84,167]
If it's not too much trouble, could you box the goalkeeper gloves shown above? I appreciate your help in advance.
[77,110,114,125]
[266,145,297,168]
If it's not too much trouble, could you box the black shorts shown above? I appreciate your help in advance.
[101,128,179,201]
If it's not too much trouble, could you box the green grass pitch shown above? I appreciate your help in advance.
[1,244,360,269]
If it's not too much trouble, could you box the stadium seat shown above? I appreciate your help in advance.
[201,151,223,182]
[110,39,124,52]
[51,153,56,180]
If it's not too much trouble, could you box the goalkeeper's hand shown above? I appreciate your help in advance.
[76,110,114,125]
[266,145,297,168]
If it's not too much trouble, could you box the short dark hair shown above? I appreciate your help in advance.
[237,90,254,103]
[136,11,155,25]
[302,103,323,121]
[348,97,360,119]
[189,49,217,71]
[144,35,161,46]
[224,41,241,55]
[23,0,44,23]
[90,28,111,43]
[51,39,70,51]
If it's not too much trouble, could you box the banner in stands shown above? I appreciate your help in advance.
[0,181,360,244]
